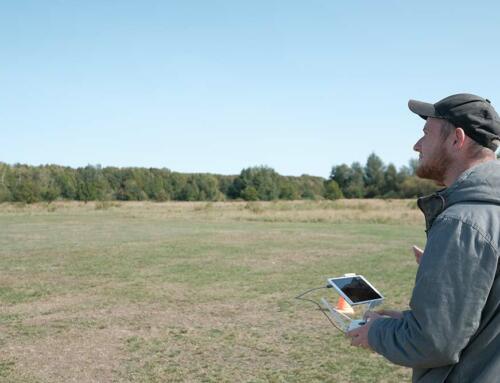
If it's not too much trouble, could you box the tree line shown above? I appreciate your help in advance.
[0,153,441,203]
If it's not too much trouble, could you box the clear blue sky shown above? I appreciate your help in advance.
[2,1,499,177]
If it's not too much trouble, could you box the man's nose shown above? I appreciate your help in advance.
[413,138,422,152]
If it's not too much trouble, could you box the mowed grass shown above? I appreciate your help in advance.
[0,200,425,382]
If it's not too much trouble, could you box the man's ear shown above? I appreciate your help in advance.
[452,127,467,149]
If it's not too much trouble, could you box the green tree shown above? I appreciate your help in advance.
[9,165,41,203]
[324,180,343,200]
[11,178,39,203]
[216,175,235,198]
[296,175,325,199]
[279,180,300,200]
[178,177,201,201]
[192,174,222,201]
[144,168,168,200]
[53,167,77,199]
[0,163,12,202]
[0,184,10,202]
[364,153,385,198]
[400,177,437,198]
[330,164,352,191]
[169,173,188,200]
[229,166,281,201]
[408,158,419,175]
[76,165,110,202]
[382,163,399,197]
[122,179,147,200]
[241,186,259,201]
[330,162,365,198]
[345,162,365,198]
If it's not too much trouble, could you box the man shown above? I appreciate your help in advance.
[346,93,500,382]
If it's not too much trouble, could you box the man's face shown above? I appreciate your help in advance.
[413,117,453,185]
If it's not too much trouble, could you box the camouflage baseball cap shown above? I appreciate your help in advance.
[408,93,500,151]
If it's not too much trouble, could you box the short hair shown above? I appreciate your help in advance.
[439,119,496,158]
[467,138,496,158]
[438,119,455,139]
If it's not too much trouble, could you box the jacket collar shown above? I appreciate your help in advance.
[416,163,484,234]
[417,191,446,234]
[417,161,500,235]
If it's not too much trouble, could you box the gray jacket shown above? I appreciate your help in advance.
[368,160,500,383]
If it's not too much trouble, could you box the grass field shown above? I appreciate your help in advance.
[0,200,426,382]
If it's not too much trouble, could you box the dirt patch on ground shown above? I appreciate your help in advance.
[2,297,283,381]
[3,326,132,383]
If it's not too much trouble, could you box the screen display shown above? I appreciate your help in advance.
[330,276,382,303]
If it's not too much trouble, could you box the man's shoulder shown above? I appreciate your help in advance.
[443,200,500,216]
[437,202,500,248]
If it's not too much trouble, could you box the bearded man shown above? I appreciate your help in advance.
[346,93,500,383]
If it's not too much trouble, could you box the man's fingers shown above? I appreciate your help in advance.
[346,328,361,338]
[345,330,355,338]
[347,321,373,349]
[347,330,361,346]
[412,245,424,264]
[363,311,376,321]
[412,245,423,255]
[364,310,384,321]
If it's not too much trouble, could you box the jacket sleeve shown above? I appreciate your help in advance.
[368,216,498,368]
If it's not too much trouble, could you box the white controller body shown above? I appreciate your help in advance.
[320,297,367,333]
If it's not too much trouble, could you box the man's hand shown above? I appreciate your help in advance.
[346,319,375,349]
[413,245,424,265]
[366,309,403,320]
[347,310,404,349]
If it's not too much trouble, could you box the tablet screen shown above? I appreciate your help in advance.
[329,276,382,303]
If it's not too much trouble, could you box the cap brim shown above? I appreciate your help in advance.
[408,99,439,120]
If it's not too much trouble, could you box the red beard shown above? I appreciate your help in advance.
[416,149,452,186]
